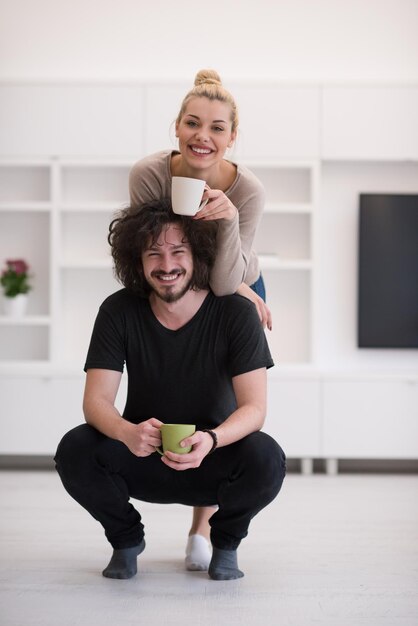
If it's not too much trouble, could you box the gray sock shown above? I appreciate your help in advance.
[208,547,244,580]
[102,538,146,579]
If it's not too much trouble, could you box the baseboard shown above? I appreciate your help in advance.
[0,454,417,473]
[0,455,55,469]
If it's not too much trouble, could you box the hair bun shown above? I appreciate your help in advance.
[194,69,222,87]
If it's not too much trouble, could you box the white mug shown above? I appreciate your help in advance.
[171,176,208,216]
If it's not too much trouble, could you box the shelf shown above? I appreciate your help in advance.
[0,362,87,377]
[59,260,113,270]
[264,202,313,214]
[0,316,51,326]
[59,203,123,212]
[0,202,52,212]
[259,255,312,271]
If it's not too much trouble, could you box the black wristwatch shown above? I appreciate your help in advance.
[202,429,218,454]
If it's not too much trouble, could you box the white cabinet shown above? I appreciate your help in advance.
[265,373,418,466]
[321,87,418,160]
[230,85,321,159]
[0,375,127,455]
[322,377,418,459]
[0,377,85,455]
[0,84,145,157]
[265,373,321,458]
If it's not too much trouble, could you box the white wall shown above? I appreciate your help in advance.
[1,0,418,83]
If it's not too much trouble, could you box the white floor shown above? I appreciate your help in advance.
[1,470,418,626]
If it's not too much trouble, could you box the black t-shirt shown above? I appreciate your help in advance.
[84,289,274,429]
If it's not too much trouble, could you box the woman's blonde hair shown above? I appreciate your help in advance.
[176,69,239,132]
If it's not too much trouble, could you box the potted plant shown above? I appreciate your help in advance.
[1,259,32,317]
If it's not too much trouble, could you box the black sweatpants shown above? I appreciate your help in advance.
[55,424,286,551]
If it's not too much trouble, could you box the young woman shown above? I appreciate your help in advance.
[129,69,271,571]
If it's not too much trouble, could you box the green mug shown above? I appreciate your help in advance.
[156,424,196,455]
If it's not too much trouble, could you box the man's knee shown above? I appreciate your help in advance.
[55,423,99,475]
[238,431,286,494]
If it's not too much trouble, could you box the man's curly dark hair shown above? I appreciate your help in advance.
[108,199,218,297]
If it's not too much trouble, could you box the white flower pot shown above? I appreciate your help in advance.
[3,294,28,318]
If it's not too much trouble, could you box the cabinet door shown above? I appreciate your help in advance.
[263,269,312,364]
[0,85,145,157]
[264,377,321,457]
[322,87,418,160]
[229,85,321,159]
[322,379,418,459]
[0,376,128,455]
[144,84,188,154]
[0,378,84,455]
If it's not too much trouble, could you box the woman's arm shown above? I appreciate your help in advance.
[198,172,266,296]
[236,283,272,330]
[128,151,170,206]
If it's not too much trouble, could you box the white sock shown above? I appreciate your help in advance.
[185,534,212,571]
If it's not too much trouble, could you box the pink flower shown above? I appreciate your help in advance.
[6,259,29,275]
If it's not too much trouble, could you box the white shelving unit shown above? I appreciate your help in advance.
[250,160,319,364]
[0,157,317,369]
[54,160,131,366]
[0,159,131,367]
[0,81,417,470]
[0,161,53,362]
[0,155,321,460]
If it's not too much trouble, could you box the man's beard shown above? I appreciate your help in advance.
[150,272,193,303]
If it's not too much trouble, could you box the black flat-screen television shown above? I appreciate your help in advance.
[358,193,418,348]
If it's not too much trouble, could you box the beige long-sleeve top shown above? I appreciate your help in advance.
[129,150,265,296]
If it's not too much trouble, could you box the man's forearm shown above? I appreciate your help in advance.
[211,403,265,450]
[210,368,267,449]
[83,397,131,444]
